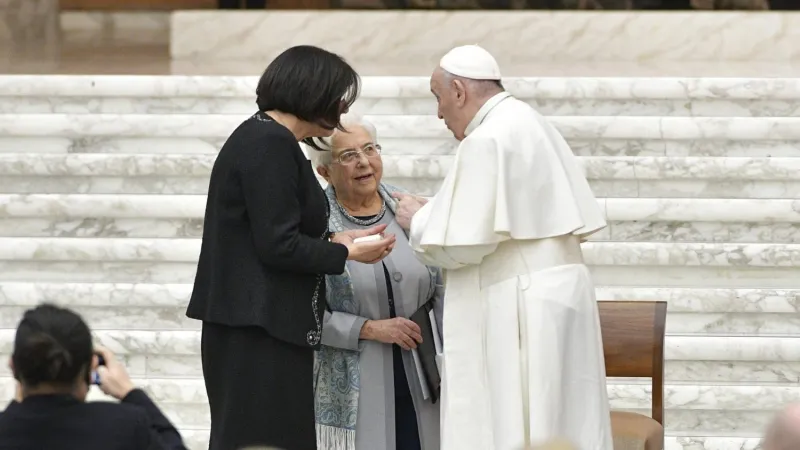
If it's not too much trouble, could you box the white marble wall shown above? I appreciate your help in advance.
[4,75,800,117]
[171,11,800,66]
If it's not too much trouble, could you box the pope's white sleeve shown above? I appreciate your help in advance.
[411,243,498,270]
[408,135,504,270]
[408,201,467,269]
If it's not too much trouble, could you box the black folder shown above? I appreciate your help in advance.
[409,301,441,403]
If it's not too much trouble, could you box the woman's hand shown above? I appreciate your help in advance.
[332,224,396,264]
[360,318,423,350]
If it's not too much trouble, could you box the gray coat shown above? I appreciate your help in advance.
[320,210,443,450]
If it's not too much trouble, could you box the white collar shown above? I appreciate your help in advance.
[464,91,512,137]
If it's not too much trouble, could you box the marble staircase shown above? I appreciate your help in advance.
[0,75,799,450]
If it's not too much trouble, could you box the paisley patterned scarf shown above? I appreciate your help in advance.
[313,182,441,450]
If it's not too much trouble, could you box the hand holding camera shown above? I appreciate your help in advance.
[92,346,136,401]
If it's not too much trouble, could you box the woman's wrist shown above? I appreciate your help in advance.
[327,232,352,262]
[359,320,375,340]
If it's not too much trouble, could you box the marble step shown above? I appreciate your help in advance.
[0,348,795,385]
[4,174,798,199]
[2,76,800,117]
[3,154,799,181]
[4,114,800,142]
[0,330,794,361]
[3,136,798,158]
[0,241,797,287]
[0,331,796,385]
[2,278,799,382]
[1,217,796,243]
[3,282,797,313]
[1,195,796,220]
[0,238,798,267]
[3,283,800,339]
[1,375,798,411]
[1,260,794,287]
[1,303,797,337]
[5,77,799,101]
[0,375,789,434]
[1,154,798,198]
[7,95,800,119]
[3,195,797,224]
[2,349,796,385]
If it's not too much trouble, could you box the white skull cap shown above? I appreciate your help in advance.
[439,44,502,81]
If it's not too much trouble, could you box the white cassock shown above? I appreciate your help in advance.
[409,91,614,450]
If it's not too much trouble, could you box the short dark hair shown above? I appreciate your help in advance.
[12,304,93,388]
[255,45,361,150]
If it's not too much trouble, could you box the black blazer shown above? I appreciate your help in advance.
[0,390,186,450]
[187,112,349,348]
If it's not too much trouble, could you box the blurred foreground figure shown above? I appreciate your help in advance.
[0,304,186,450]
[393,45,613,450]
[762,403,800,450]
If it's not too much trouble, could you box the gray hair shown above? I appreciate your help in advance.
[306,113,378,169]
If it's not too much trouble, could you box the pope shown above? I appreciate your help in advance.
[393,45,614,450]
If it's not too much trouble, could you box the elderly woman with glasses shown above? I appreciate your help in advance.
[309,113,443,450]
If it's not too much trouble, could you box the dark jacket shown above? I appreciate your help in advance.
[186,111,349,348]
[0,389,186,450]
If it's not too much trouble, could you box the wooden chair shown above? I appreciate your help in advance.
[598,301,667,450]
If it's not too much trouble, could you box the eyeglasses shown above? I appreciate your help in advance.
[333,144,382,165]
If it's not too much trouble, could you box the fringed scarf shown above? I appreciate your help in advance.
[313,182,441,450]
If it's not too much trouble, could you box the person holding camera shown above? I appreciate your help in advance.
[0,304,187,450]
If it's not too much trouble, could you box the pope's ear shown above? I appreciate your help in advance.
[452,79,468,106]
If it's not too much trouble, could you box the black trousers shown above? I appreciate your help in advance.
[393,346,422,450]
[218,0,267,8]
[384,262,422,450]
[202,322,316,450]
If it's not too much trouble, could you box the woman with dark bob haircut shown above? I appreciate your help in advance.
[187,45,396,450]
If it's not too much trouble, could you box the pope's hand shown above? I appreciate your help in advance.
[392,193,428,232]
[332,224,396,264]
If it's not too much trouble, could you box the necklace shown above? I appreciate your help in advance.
[336,197,386,226]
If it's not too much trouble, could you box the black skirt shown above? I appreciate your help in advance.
[201,322,316,450]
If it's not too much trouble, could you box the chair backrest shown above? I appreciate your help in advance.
[597,300,668,425]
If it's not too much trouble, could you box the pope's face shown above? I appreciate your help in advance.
[430,68,469,141]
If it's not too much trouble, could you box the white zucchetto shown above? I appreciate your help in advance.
[439,45,502,81]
